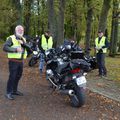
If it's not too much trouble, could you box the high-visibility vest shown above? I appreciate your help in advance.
[7,35,27,59]
[95,36,107,53]
[41,34,53,51]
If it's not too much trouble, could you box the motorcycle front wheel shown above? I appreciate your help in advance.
[70,86,86,107]
[28,57,38,67]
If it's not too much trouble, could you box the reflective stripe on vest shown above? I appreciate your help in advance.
[41,34,53,50]
[95,36,107,53]
[7,35,27,59]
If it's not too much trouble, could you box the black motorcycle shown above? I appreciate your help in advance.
[45,47,90,107]
[62,40,97,70]
[84,55,97,70]
[28,37,41,67]
[28,49,41,67]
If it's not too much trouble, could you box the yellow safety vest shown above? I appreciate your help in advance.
[7,35,27,59]
[95,36,107,53]
[41,34,53,51]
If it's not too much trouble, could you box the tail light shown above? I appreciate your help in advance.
[70,68,80,74]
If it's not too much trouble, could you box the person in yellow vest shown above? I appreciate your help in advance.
[95,30,109,77]
[38,30,53,74]
[3,25,31,100]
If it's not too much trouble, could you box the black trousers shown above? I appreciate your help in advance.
[7,60,23,94]
[96,53,107,76]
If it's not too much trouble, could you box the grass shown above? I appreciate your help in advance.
[106,56,120,82]
[0,40,4,44]
[88,47,120,82]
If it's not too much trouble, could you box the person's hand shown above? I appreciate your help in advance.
[16,47,23,52]
[18,40,24,44]
[95,46,102,50]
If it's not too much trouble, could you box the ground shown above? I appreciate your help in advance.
[0,44,120,120]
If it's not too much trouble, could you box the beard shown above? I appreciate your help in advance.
[16,32,24,38]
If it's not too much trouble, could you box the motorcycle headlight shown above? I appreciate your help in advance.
[66,45,71,50]
[46,69,53,76]
[45,51,50,56]
[33,51,38,55]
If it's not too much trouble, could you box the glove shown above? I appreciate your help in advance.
[95,46,102,50]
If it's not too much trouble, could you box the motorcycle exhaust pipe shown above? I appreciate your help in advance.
[59,90,74,96]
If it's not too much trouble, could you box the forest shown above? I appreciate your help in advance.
[0,0,120,56]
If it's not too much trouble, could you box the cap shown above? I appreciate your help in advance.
[98,30,103,33]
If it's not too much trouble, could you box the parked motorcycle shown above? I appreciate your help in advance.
[84,55,97,70]
[28,50,41,67]
[62,40,97,70]
[45,47,90,107]
[28,37,41,67]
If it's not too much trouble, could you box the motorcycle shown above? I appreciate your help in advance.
[28,49,41,67]
[84,55,97,70]
[28,37,41,67]
[45,47,91,107]
[62,40,97,70]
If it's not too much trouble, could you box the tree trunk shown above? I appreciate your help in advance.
[47,0,57,46]
[12,0,22,25]
[24,0,33,35]
[56,0,65,47]
[33,14,36,36]
[98,0,112,33]
[37,0,40,36]
[109,0,119,57]
[85,0,93,55]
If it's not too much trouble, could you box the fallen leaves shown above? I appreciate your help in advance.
[96,83,105,88]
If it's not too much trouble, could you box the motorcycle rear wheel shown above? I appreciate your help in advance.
[70,87,85,107]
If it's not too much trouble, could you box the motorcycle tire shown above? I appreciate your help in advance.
[28,58,38,67]
[70,87,85,107]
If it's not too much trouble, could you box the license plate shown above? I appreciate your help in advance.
[76,76,87,86]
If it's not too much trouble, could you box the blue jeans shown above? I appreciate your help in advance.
[39,53,45,72]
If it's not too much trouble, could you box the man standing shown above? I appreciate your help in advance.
[95,30,109,77]
[3,25,28,100]
[38,30,53,74]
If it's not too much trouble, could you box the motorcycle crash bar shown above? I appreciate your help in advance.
[48,78,58,88]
